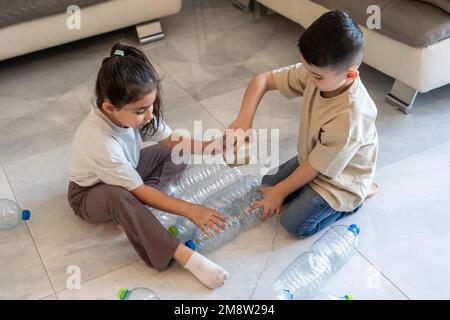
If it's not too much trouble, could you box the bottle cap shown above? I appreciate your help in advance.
[21,210,31,221]
[117,288,129,300]
[347,224,360,236]
[277,289,294,300]
[185,240,197,250]
[168,225,178,236]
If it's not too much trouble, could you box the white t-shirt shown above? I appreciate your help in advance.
[68,105,172,191]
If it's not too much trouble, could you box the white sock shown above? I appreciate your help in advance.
[183,251,229,289]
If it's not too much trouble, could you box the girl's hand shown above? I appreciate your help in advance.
[249,186,285,222]
[188,204,228,237]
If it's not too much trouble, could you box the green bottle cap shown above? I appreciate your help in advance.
[168,225,178,236]
[117,288,129,300]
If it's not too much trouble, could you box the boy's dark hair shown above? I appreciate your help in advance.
[95,41,163,136]
[298,10,364,72]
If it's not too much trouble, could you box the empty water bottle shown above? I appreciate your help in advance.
[203,175,261,210]
[310,292,353,300]
[117,287,159,300]
[168,216,198,242]
[273,224,360,300]
[234,189,264,230]
[0,199,31,231]
[151,208,178,229]
[182,167,245,204]
[192,215,241,253]
[165,163,226,196]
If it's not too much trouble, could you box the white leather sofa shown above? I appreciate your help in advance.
[253,0,450,113]
[0,0,181,62]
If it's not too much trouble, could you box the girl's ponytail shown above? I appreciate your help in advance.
[95,41,163,136]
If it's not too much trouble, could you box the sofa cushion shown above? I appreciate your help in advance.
[0,0,110,28]
[311,0,450,47]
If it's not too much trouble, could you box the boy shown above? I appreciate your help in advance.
[227,10,379,238]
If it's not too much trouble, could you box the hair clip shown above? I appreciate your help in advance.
[114,49,125,56]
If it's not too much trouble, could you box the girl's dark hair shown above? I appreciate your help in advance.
[298,10,364,72]
[95,41,163,136]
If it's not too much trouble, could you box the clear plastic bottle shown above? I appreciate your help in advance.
[0,199,31,231]
[117,287,159,300]
[192,215,241,253]
[310,292,353,300]
[168,216,198,242]
[165,163,226,197]
[273,224,360,300]
[182,166,245,204]
[151,208,179,230]
[203,175,261,211]
[234,188,264,230]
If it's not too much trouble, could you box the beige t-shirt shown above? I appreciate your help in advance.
[69,105,172,191]
[273,63,378,211]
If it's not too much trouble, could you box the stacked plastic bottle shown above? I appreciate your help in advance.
[150,163,266,253]
[0,199,31,231]
[273,224,360,300]
[117,287,159,300]
[164,163,226,197]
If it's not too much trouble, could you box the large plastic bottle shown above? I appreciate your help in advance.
[181,166,245,204]
[168,216,198,242]
[0,199,31,231]
[203,175,261,211]
[273,224,360,300]
[117,287,159,300]
[191,216,241,253]
[165,163,226,197]
[151,208,178,230]
[233,189,264,230]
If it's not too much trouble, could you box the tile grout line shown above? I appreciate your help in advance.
[330,225,410,300]
[249,223,280,299]
[1,165,58,300]
[53,258,141,298]
[356,249,411,300]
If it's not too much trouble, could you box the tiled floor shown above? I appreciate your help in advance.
[1,0,449,300]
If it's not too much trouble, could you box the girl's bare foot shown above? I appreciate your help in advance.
[366,182,379,199]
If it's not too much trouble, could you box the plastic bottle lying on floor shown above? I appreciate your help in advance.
[273,224,360,300]
[165,163,226,197]
[0,199,31,231]
[117,287,159,300]
[310,292,353,300]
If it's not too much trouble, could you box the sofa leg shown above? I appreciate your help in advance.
[232,0,253,13]
[136,19,164,44]
[385,80,418,114]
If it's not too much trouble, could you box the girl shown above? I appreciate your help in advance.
[67,42,228,289]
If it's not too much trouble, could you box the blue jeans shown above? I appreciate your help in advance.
[261,156,362,239]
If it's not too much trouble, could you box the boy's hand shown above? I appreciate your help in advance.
[249,186,285,221]
[223,117,253,156]
[188,204,228,237]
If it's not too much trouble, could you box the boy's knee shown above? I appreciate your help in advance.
[280,213,319,239]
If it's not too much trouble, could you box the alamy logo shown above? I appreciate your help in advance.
[66,265,81,290]
[66,5,81,30]
[366,5,381,30]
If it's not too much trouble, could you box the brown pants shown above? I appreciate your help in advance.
[67,144,187,272]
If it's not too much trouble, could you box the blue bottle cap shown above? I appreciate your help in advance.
[185,240,196,250]
[347,224,360,236]
[278,289,294,300]
[21,210,31,221]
